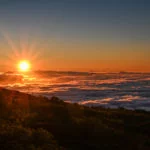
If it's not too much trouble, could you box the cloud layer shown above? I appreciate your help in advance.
[1,71,150,111]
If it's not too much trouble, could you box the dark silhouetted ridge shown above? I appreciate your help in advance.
[0,88,150,150]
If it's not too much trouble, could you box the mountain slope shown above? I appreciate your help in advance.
[0,88,150,150]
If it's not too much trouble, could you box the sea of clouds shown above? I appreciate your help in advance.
[1,71,150,111]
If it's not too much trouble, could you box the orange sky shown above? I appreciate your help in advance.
[0,38,150,72]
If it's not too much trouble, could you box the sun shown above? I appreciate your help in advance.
[18,61,30,72]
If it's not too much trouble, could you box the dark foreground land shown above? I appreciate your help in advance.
[0,88,150,150]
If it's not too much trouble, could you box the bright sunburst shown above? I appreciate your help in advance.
[18,61,30,72]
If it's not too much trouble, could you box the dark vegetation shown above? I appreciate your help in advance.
[0,88,150,150]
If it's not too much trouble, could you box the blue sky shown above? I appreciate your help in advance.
[0,0,150,40]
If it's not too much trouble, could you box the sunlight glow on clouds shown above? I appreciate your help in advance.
[0,71,150,111]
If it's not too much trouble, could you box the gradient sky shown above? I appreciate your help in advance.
[0,0,150,72]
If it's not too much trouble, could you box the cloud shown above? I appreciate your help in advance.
[1,71,150,111]
[0,73,23,84]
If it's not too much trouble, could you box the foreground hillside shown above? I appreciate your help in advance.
[0,88,150,150]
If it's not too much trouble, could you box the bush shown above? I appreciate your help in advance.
[0,125,60,150]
